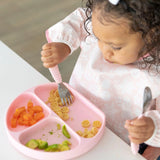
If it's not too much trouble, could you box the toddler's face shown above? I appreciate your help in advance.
[92,10,144,65]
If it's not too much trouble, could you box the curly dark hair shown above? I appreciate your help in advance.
[82,0,160,72]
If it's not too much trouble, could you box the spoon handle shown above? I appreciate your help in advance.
[131,115,143,154]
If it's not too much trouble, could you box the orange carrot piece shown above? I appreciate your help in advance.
[17,117,25,125]
[28,110,34,117]
[11,101,44,128]
[32,106,43,113]
[34,112,44,121]
[23,120,30,126]
[28,119,37,126]
[11,118,17,128]
[23,113,33,121]
[13,106,26,118]
[27,101,33,109]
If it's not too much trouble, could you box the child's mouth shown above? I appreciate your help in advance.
[105,58,113,63]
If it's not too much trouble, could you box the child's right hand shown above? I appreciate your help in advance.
[41,42,71,68]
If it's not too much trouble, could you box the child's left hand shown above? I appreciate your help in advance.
[125,116,155,144]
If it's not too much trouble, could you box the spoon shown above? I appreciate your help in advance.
[131,86,152,154]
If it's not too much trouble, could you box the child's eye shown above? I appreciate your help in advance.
[111,46,122,50]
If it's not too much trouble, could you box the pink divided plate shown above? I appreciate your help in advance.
[5,83,105,160]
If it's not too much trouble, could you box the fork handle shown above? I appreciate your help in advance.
[130,115,143,154]
[46,31,62,83]
[131,143,139,155]
[49,66,62,83]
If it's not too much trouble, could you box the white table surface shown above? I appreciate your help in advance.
[0,41,145,160]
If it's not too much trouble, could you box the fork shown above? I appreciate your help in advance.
[131,86,152,154]
[49,65,72,106]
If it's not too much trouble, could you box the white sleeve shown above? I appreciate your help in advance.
[144,98,160,147]
[46,8,87,54]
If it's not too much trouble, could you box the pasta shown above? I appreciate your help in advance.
[81,120,90,128]
[93,121,102,128]
[46,89,71,121]
[76,120,102,138]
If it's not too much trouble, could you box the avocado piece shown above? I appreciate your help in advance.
[25,139,39,149]
[36,139,48,149]
[62,140,71,146]
[60,145,70,151]
[62,125,71,139]
[45,144,59,152]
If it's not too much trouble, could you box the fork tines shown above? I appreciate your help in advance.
[58,83,72,106]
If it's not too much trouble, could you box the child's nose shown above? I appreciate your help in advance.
[98,41,114,59]
[103,45,114,59]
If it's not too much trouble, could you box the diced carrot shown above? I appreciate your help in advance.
[11,118,17,128]
[11,101,44,128]
[19,110,27,119]
[27,101,33,109]
[34,112,44,121]
[32,106,43,113]
[17,117,25,125]
[23,120,30,126]
[23,113,33,121]
[28,119,37,126]
[28,110,34,117]
[13,106,26,118]
[13,112,19,119]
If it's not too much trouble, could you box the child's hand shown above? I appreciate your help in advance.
[124,116,155,144]
[41,42,71,68]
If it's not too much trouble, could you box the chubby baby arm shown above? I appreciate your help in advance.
[41,42,71,68]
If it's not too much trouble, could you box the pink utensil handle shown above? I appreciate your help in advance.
[131,142,139,155]
[49,66,62,83]
[131,115,143,154]
[46,32,62,83]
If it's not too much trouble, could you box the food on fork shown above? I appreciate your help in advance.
[46,89,73,121]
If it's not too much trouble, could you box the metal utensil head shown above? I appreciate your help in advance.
[58,83,72,106]
[143,87,152,113]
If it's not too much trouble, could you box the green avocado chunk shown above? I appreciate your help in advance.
[62,140,71,146]
[62,125,71,139]
[25,139,39,149]
[45,144,59,152]
[36,139,48,149]
[60,144,70,151]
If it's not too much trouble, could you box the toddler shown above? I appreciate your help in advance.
[41,0,160,159]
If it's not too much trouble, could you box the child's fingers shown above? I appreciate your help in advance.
[126,116,153,127]
[43,62,56,68]
[125,118,154,143]
[41,50,52,57]
[128,135,147,144]
[125,123,147,133]
[41,50,51,57]
[42,43,52,50]
[130,117,148,126]
[129,130,151,139]
[41,55,55,63]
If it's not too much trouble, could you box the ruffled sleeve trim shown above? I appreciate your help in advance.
[144,110,160,147]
